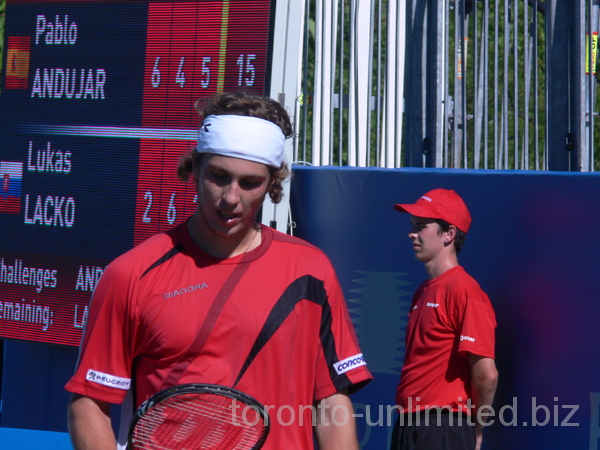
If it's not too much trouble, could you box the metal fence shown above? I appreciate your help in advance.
[292,0,600,171]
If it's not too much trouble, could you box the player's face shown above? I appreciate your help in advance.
[408,216,446,263]
[196,154,271,239]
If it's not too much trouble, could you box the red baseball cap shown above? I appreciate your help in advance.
[394,188,472,233]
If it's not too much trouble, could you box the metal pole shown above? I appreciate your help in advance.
[523,0,530,170]
[513,0,519,169]
[443,0,450,167]
[533,0,540,170]
[573,0,586,171]
[483,0,489,169]
[586,0,600,171]
[494,0,499,168]
[453,1,462,167]
[503,0,509,169]
[337,0,345,165]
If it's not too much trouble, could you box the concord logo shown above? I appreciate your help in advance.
[164,282,208,300]
[334,353,366,375]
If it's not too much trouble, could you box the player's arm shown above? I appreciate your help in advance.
[314,390,359,450]
[468,354,498,450]
[67,393,116,450]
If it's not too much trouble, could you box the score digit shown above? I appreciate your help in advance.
[237,54,256,87]
[245,54,256,86]
[143,191,153,223]
[176,57,186,87]
[167,193,177,224]
[151,57,161,88]
[201,56,211,88]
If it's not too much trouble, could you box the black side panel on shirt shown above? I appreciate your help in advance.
[233,274,351,390]
[139,243,184,280]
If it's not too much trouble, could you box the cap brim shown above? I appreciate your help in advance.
[394,204,410,213]
[394,203,438,219]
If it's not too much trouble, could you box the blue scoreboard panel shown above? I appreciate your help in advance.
[0,0,274,346]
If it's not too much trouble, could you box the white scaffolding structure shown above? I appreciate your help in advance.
[265,0,600,230]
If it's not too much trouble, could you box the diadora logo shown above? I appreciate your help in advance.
[86,369,130,390]
[460,335,476,342]
[426,302,439,308]
[334,353,366,375]
[421,195,433,202]
[163,283,208,300]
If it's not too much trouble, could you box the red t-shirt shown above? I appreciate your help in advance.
[65,221,372,449]
[395,266,496,414]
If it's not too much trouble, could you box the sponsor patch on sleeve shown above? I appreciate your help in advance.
[86,369,131,390]
[333,353,366,375]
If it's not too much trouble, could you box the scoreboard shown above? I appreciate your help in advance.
[0,0,275,347]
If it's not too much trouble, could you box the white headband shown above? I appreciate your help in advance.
[196,115,285,167]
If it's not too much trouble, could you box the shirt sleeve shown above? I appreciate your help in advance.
[313,266,373,401]
[456,290,497,359]
[64,258,139,404]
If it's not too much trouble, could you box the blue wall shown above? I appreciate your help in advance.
[0,340,120,448]
[0,340,76,447]
[3,165,600,449]
[1,341,76,431]
[290,166,600,450]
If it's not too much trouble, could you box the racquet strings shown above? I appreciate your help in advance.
[131,391,266,449]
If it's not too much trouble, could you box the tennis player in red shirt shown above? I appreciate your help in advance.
[66,91,372,449]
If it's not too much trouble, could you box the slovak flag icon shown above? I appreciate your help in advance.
[0,162,23,214]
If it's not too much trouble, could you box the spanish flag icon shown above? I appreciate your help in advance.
[6,37,31,90]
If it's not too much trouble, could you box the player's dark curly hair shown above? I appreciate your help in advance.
[435,219,467,254]
[177,91,292,204]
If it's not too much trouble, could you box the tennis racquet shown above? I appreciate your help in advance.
[128,383,270,450]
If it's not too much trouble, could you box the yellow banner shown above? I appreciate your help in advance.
[586,32,598,75]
